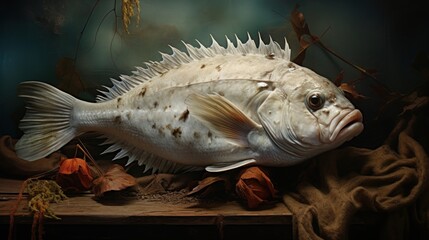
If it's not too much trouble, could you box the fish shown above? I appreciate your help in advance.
[15,34,364,173]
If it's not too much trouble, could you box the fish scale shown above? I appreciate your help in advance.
[15,34,364,173]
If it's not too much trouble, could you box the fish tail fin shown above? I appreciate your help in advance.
[15,81,79,161]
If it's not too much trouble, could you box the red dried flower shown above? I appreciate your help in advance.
[56,157,93,192]
[235,167,277,209]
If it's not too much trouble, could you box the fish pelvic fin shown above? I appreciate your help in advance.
[15,81,78,161]
[186,93,261,147]
[205,159,256,172]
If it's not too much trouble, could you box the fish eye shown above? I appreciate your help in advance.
[306,92,325,111]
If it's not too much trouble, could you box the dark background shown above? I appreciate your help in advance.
[1,0,428,148]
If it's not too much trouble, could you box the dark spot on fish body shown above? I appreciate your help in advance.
[153,101,159,108]
[321,109,330,116]
[114,116,122,124]
[200,64,206,69]
[208,131,213,139]
[158,126,165,136]
[322,80,330,87]
[152,123,157,129]
[288,63,295,68]
[179,109,189,122]
[266,53,275,60]
[139,87,147,97]
[116,97,122,108]
[166,124,172,130]
[172,127,182,138]
[193,132,201,139]
[215,65,222,72]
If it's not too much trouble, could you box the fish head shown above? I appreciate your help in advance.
[257,67,363,160]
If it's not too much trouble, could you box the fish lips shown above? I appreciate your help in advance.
[329,109,363,142]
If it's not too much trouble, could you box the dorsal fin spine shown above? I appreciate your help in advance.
[97,33,291,102]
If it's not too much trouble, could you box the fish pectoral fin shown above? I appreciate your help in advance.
[205,159,257,172]
[186,93,261,147]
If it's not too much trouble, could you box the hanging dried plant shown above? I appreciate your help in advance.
[122,0,141,34]
[9,179,67,240]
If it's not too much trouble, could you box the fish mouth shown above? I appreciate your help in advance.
[329,109,363,142]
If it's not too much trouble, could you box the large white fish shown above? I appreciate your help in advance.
[15,34,363,173]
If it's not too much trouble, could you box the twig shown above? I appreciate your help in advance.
[74,0,101,63]
[77,139,104,177]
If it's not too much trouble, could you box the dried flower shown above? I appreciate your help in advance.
[235,167,277,209]
[122,0,140,34]
[56,157,93,192]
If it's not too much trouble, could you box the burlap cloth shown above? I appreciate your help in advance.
[0,136,62,177]
[281,115,429,239]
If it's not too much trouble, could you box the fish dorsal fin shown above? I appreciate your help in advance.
[205,159,256,172]
[96,33,291,102]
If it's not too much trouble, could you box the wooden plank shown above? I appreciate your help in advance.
[0,178,292,226]
[0,178,25,194]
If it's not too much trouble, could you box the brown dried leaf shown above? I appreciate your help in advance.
[290,4,317,64]
[290,4,311,40]
[334,70,345,87]
[92,164,137,197]
[187,174,231,198]
[187,176,225,196]
[339,82,366,100]
[235,167,277,209]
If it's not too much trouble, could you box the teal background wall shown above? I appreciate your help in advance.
[1,0,428,144]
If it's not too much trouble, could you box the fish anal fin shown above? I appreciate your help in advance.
[205,159,256,172]
[186,93,261,147]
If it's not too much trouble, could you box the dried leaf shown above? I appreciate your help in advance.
[339,82,366,100]
[92,164,137,197]
[290,4,314,64]
[334,70,345,87]
[235,167,277,209]
[289,6,380,84]
[56,157,93,192]
[187,175,231,198]
[335,71,370,100]
[290,4,311,41]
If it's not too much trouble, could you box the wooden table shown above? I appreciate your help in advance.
[0,178,294,240]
